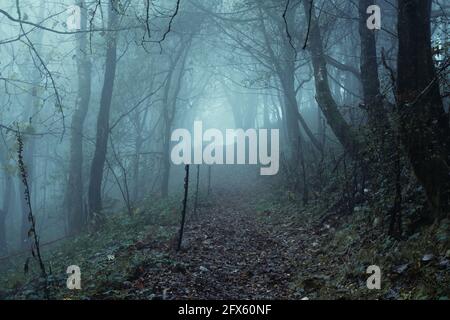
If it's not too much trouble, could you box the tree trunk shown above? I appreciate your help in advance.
[259,13,321,158]
[66,0,92,235]
[0,207,6,256]
[132,134,143,203]
[243,94,258,129]
[161,42,191,197]
[358,0,388,132]
[88,3,118,216]
[161,118,172,198]
[302,0,362,158]
[0,146,12,256]
[397,0,450,218]
[223,89,244,128]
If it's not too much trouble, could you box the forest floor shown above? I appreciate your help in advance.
[0,184,449,300]
[125,189,301,299]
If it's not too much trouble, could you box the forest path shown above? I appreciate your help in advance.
[133,187,310,299]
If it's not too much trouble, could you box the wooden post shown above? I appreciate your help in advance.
[207,166,212,195]
[177,164,190,251]
[193,165,200,219]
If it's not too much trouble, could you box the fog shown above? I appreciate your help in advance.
[0,0,448,300]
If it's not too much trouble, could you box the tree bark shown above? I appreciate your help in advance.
[132,133,143,203]
[396,0,450,218]
[302,0,362,158]
[358,0,388,132]
[88,3,118,216]
[66,0,92,235]
[259,11,322,161]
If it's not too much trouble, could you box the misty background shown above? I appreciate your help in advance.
[0,0,448,300]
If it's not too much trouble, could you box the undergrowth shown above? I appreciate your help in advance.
[0,195,181,299]
[254,186,450,300]
[0,184,448,300]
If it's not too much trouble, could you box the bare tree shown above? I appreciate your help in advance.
[88,1,118,220]
[65,0,92,235]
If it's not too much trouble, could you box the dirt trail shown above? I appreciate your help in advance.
[134,189,305,299]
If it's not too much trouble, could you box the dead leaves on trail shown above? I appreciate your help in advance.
[126,191,301,299]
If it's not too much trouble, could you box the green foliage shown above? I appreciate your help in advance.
[0,195,181,299]
[258,190,450,300]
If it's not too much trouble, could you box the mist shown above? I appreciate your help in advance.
[0,0,449,301]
